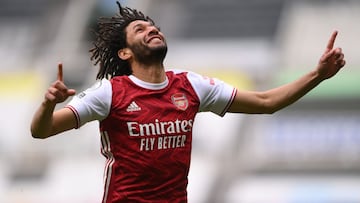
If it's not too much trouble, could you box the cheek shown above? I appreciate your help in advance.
[127,35,146,48]
[125,31,139,45]
[128,41,148,55]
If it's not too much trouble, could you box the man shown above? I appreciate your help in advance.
[30,2,346,202]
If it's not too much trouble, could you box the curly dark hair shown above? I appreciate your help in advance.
[90,1,155,79]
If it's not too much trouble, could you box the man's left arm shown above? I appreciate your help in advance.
[228,30,346,114]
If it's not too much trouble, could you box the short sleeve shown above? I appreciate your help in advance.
[186,71,237,117]
[66,78,112,128]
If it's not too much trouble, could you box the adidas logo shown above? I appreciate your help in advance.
[126,101,141,112]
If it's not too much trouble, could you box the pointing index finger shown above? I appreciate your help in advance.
[58,63,63,82]
[325,30,338,52]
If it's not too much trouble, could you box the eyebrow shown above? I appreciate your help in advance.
[132,21,157,30]
[133,22,151,30]
[133,23,143,30]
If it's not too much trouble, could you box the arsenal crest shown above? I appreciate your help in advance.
[171,93,188,111]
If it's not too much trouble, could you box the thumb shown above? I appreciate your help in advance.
[67,89,76,96]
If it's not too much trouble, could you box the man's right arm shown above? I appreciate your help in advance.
[30,63,76,139]
[31,103,77,139]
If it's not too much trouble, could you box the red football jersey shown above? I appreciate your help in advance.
[67,70,236,202]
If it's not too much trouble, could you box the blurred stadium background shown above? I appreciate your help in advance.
[1,0,360,202]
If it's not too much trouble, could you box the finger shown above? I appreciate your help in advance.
[334,48,343,58]
[336,54,345,63]
[47,87,65,102]
[52,81,76,96]
[67,89,76,96]
[321,48,336,63]
[325,30,338,52]
[45,91,57,103]
[335,53,344,61]
[48,87,63,97]
[58,63,63,82]
[340,59,346,67]
[53,81,67,92]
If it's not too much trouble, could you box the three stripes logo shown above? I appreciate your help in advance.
[126,101,141,112]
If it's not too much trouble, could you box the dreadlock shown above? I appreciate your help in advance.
[90,1,155,79]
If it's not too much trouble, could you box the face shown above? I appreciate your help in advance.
[124,20,167,64]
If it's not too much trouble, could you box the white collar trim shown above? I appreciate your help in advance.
[128,75,169,90]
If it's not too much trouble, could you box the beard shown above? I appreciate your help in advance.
[128,42,168,65]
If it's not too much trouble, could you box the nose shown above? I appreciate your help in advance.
[148,26,159,35]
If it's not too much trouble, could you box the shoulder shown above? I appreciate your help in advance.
[66,78,113,127]
[83,78,112,97]
[93,78,111,90]
[165,69,219,92]
[108,75,134,93]
[166,69,188,74]
[166,69,203,81]
[109,75,130,85]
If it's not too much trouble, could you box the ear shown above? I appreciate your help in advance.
[118,48,132,60]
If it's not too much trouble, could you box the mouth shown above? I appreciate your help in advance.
[146,35,163,43]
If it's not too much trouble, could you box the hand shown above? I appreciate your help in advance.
[44,63,76,105]
[317,30,346,80]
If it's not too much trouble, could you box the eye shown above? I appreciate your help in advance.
[133,24,145,33]
[135,27,143,33]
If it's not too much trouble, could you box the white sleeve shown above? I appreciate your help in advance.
[186,71,237,117]
[66,78,112,128]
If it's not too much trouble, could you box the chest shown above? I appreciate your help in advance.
[110,80,200,123]
[100,79,199,153]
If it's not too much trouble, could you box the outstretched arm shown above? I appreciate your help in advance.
[30,63,77,139]
[228,31,346,114]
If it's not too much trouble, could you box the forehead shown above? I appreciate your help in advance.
[127,20,153,30]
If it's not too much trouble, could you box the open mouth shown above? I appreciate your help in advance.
[147,35,163,43]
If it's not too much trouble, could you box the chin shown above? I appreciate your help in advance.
[150,42,167,50]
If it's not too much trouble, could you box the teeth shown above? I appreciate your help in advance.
[148,37,161,43]
[151,38,161,42]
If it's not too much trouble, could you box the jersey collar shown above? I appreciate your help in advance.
[128,75,169,90]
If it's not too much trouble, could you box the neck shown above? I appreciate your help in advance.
[130,61,166,83]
